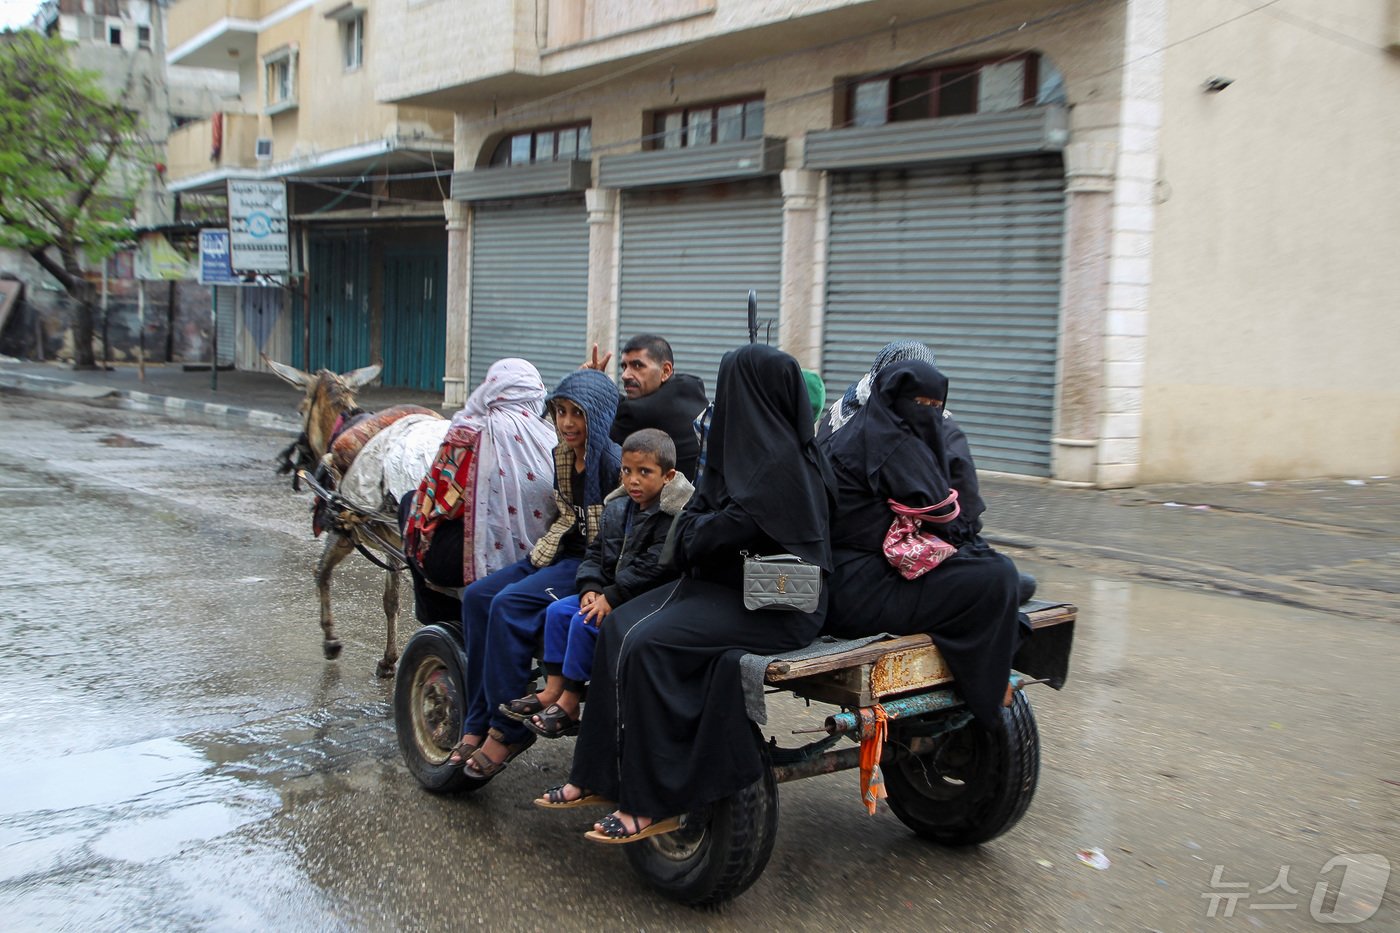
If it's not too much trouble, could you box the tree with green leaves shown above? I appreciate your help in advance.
[0,29,143,368]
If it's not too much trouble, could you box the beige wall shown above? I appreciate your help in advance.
[1142,0,1400,481]
[167,112,259,179]
[250,3,450,165]
[168,0,260,49]
[454,0,1126,165]
[375,0,536,105]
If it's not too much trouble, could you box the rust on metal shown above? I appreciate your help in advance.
[869,644,954,699]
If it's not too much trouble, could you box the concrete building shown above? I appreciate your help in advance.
[366,0,1400,485]
[164,0,455,390]
[0,0,238,363]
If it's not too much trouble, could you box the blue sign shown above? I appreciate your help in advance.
[199,229,241,286]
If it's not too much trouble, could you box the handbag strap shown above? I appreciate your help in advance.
[887,490,960,524]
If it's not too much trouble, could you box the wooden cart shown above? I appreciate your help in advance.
[394,600,1076,906]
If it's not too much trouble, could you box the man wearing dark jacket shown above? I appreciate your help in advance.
[584,334,709,481]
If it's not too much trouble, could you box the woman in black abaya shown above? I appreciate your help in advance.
[540,344,833,842]
[822,360,1021,728]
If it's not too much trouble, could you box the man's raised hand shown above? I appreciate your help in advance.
[581,343,612,372]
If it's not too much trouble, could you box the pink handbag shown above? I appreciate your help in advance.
[882,492,960,580]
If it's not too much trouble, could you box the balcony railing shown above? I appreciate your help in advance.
[166,112,259,187]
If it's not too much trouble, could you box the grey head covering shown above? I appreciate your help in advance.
[822,340,936,436]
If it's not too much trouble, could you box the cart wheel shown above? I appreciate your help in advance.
[625,765,778,906]
[884,691,1039,845]
[393,624,475,794]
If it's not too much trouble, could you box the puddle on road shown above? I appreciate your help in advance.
[90,801,264,863]
[0,735,282,880]
[0,737,206,817]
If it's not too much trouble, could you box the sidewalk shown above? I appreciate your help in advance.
[0,358,445,434]
[3,357,1396,624]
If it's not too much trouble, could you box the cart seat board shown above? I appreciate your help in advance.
[764,601,1076,708]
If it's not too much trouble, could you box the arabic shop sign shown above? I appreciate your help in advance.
[227,179,289,274]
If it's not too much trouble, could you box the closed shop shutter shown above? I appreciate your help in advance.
[382,244,448,392]
[307,233,371,374]
[619,180,782,393]
[470,198,589,392]
[237,285,286,371]
[823,156,1065,476]
[214,286,238,367]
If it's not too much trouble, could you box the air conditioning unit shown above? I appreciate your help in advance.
[255,138,273,161]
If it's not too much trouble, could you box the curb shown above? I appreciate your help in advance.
[0,369,300,434]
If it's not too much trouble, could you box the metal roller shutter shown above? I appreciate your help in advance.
[619,180,783,392]
[307,233,370,374]
[823,156,1066,476]
[214,286,238,366]
[470,198,589,392]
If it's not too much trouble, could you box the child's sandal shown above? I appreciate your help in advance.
[525,704,581,739]
[499,694,547,722]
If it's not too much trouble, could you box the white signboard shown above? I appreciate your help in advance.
[198,229,241,286]
[227,179,290,274]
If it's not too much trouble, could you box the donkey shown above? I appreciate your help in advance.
[268,358,447,677]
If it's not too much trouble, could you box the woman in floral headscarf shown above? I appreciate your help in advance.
[399,358,557,622]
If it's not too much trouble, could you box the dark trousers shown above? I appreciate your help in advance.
[460,557,581,743]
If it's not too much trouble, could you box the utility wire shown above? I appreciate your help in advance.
[1227,0,1389,55]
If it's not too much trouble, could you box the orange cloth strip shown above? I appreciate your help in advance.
[858,705,889,815]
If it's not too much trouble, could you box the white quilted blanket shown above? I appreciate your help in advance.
[337,413,449,514]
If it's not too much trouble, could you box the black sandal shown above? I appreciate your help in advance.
[584,813,683,845]
[525,703,581,739]
[533,785,610,810]
[498,694,547,722]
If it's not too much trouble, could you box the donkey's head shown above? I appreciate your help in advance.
[266,358,382,458]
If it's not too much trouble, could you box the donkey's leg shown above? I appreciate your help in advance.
[377,566,401,679]
[316,531,355,660]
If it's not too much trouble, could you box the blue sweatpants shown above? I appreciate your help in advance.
[460,556,581,744]
[541,594,601,685]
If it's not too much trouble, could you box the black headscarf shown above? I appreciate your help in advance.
[830,360,948,480]
[698,344,834,570]
[825,360,986,543]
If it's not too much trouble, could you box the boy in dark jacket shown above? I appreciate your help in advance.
[503,428,694,739]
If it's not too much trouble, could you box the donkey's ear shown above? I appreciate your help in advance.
[341,364,382,389]
[265,357,313,388]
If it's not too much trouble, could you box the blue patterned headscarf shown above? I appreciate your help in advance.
[546,368,622,508]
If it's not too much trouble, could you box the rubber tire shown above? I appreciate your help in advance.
[625,763,779,907]
[884,691,1040,846]
[393,624,476,794]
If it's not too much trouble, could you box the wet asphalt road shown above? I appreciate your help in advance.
[0,393,1395,932]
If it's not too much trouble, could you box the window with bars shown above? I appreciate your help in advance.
[489,123,592,167]
[650,97,764,150]
[844,53,1052,127]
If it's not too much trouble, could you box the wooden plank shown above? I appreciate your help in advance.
[765,602,1075,683]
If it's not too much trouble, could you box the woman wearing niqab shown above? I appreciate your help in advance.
[557,343,834,839]
[821,359,1021,727]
